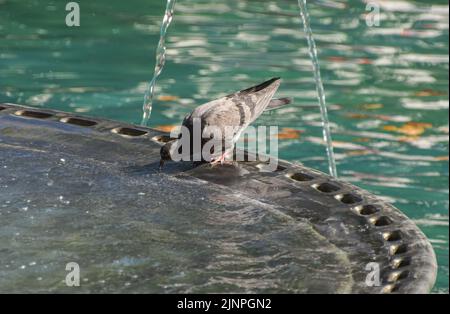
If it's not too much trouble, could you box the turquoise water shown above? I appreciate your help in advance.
[0,0,448,292]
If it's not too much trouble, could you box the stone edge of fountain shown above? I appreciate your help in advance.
[0,103,438,294]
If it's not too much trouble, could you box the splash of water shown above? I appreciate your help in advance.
[141,0,177,126]
[297,0,338,178]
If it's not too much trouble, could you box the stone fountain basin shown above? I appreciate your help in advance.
[0,103,437,293]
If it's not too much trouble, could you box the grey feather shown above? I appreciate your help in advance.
[264,97,293,111]
[181,77,283,161]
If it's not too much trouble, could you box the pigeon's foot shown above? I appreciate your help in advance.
[210,153,235,167]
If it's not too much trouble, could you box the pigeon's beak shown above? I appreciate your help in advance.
[159,159,165,171]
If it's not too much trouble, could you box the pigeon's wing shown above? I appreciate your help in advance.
[226,77,282,125]
[201,98,246,157]
[181,77,282,160]
[180,98,240,160]
[184,77,282,128]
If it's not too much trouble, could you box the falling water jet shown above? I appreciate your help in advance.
[141,0,177,126]
[297,0,338,178]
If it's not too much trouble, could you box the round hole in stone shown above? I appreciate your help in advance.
[390,244,408,256]
[391,257,411,269]
[112,127,147,136]
[383,230,402,241]
[357,204,379,215]
[289,172,314,182]
[313,182,341,193]
[336,193,363,204]
[15,110,53,119]
[373,216,392,227]
[60,117,97,127]
[388,270,409,282]
[381,284,397,293]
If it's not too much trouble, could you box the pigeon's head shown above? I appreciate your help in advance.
[159,140,177,170]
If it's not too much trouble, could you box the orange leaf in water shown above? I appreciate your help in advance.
[361,103,383,110]
[157,95,179,101]
[354,137,371,142]
[154,125,177,132]
[382,122,432,136]
[375,114,403,121]
[346,113,369,119]
[405,122,433,128]
[414,89,446,97]
[382,125,398,132]
[328,56,347,62]
[434,156,449,161]
[278,128,302,140]
[346,150,372,156]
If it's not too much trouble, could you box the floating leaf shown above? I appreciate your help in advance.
[414,89,446,97]
[405,122,433,128]
[382,122,432,136]
[278,128,302,140]
[361,103,383,110]
[375,114,407,122]
[346,113,369,119]
[327,56,346,62]
[382,125,399,132]
[345,150,372,156]
[434,156,449,161]
[346,112,409,122]
[354,137,371,142]
[157,95,179,101]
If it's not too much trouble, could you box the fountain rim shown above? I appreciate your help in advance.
[0,103,438,294]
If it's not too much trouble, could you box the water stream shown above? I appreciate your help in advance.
[297,0,338,177]
[141,0,177,126]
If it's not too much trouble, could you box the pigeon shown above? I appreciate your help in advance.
[159,77,289,169]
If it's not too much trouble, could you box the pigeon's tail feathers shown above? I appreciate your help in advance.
[265,97,293,112]
[238,77,281,95]
[240,78,282,123]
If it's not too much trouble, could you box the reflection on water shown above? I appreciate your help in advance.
[0,0,448,292]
